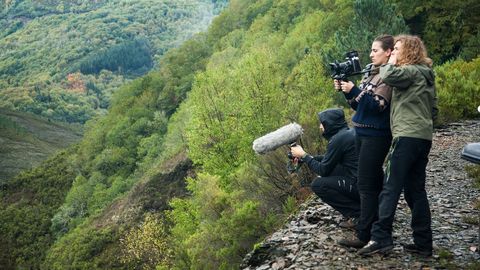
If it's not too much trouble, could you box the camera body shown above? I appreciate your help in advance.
[329,51,362,81]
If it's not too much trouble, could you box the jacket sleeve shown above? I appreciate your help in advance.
[356,82,391,112]
[380,64,413,89]
[343,86,361,110]
[302,135,343,176]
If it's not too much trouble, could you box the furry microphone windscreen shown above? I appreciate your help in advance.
[252,123,303,154]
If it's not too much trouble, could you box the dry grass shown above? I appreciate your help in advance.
[0,108,82,182]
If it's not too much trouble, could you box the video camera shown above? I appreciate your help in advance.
[329,51,363,81]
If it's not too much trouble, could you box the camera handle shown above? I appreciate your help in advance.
[287,142,303,174]
[333,65,377,85]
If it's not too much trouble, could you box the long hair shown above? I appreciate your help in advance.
[394,35,433,67]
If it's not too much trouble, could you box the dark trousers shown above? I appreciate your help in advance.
[311,176,360,218]
[355,135,392,243]
[371,137,433,249]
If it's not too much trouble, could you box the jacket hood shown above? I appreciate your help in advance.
[415,64,435,86]
[317,108,348,140]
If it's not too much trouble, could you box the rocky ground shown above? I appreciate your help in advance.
[242,120,480,269]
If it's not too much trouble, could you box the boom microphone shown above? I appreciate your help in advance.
[252,123,304,154]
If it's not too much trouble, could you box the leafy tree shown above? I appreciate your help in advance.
[459,31,480,61]
[389,0,480,63]
[43,224,118,270]
[78,39,153,75]
[156,34,213,116]
[120,214,173,270]
[168,173,278,269]
[331,0,408,67]
[0,150,76,269]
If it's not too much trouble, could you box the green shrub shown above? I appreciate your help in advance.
[43,224,118,270]
[435,57,480,124]
[0,150,76,269]
[120,214,173,270]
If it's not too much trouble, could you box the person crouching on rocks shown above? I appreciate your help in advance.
[290,108,360,228]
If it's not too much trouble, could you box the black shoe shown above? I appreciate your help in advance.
[357,240,394,256]
[338,237,367,249]
[403,243,432,257]
[339,218,357,229]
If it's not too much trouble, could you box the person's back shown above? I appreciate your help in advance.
[317,126,358,180]
[385,64,436,141]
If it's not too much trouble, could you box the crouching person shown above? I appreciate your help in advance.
[291,108,360,227]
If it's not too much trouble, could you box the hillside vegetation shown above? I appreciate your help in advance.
[0,0,227,123]
[0,108,82,182]
[0,0,479,269]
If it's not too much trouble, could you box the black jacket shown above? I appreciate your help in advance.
[302,108,358,181]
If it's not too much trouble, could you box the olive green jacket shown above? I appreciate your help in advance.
[379,64,438,141]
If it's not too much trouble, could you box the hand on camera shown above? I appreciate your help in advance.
[333,79,342,90]
[334,80,354,93]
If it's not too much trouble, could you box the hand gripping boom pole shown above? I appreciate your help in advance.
[252,123,303,154]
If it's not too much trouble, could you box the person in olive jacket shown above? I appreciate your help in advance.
[358,35,438,257]
[291,108,360,224]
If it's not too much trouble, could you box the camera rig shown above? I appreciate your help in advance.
[329,51,371,81]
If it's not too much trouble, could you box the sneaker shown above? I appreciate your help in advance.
[357,240,394,256]
[338,237,367,248]
[403,243,432,257]
[339,218,357,229]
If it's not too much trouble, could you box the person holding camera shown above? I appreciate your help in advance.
[334,35,395,249]
[290,108,360,226]
[357,35,437,257]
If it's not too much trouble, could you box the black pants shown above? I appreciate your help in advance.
[371,137,433,249]
[311,176,360,218]
[355,135,392,243]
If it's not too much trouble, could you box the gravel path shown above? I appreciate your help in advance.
[242,120,480,269]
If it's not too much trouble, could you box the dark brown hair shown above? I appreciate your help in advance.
[374,34,394,52]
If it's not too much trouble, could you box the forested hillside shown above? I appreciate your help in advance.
[0,0,227,123]
[0,0,479,269]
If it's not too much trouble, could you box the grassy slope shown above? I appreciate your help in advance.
[0,108,82,181]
